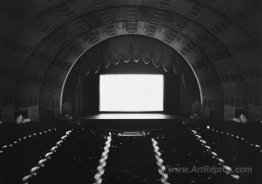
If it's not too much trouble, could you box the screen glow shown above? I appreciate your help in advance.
[99,74,163,112]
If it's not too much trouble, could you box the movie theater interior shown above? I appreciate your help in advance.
[0,0,261,183]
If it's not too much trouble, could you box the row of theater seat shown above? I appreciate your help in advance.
[154,128,234,184]
[209,120,262,145]
[0,121,261,184]
[0,123,55,146]
[196,125,262,184]
[22,129,74,183]
[0,126,73,184]
[27,128,108,184]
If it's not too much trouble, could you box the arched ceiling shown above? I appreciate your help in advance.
[0,0,261,120]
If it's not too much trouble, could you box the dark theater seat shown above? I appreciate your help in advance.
[27,129,107,184]
[103,136,161,184]
[0,125,72,184]
[153,128,237,184]
[208,120,262,145]
[0,121,261,184]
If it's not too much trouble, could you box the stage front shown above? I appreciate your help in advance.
[81,113,183,130]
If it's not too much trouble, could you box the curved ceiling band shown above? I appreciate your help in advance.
[13,6,237,100]
[13,6,251,95]
[38,26,226,117]
[0,0,260,120]
[8,4,254,107]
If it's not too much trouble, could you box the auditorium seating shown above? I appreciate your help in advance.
[0,123,50,146]
[0,120,261,184]
[153,128,237,184]
[208,120,262,144]
[197,123,262,184]
[0,125,70,184]
[26,128,107,184]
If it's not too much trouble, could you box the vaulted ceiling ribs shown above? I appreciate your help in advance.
[0,0,261,119]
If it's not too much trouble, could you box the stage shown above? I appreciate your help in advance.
[80,113,183,130]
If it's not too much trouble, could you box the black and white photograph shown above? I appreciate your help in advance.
[0,0,261,183]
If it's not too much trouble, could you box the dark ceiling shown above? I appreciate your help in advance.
[0,0,261,120]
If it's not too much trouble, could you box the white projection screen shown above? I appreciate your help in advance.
[99,74,164,112]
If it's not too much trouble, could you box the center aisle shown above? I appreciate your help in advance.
[102,135,162,184]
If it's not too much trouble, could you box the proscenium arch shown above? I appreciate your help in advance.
[38,29,223,118]
[38,22,225,119]
[61,33,205,96]
[62,35,203,114]
[59,34,204,113]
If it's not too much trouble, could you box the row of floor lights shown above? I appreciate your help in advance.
[22,129,73,184]
[93,133,112,184]
[152,138,170,184]
[206,125,262,152]
[0,128,57,155]
[190,129,241,181]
